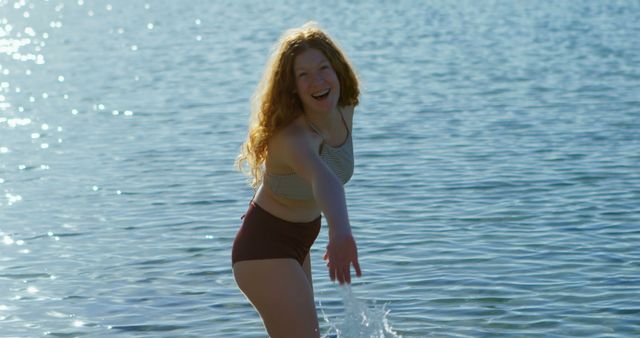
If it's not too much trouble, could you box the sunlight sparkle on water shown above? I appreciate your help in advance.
[5,193,22,205]
[7,118,31,127]
[14,0,27,9]
[24,27,35,36]
[46,311,68,318]
[3,235,14,245]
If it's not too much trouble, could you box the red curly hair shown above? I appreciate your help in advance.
[236,22,360,188]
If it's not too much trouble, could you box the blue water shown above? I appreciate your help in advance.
[1,1,639,337]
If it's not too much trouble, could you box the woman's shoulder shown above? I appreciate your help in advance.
[340,105,356,129]
[343,104,355,117]
[269,116,322,157]
[274,116,317,143]
[266,116,322,173]
[342,104,355,115]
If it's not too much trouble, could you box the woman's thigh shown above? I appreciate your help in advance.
[233,258,320,338]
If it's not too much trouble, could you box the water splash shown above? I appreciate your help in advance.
[321,286,402,338]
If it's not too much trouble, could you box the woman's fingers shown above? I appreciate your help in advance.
[342,264,351,284]
[353,257,362,277]
[328,260,336,282]
[326,235,362,284]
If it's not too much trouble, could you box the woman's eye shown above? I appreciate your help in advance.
[298,73,307,78]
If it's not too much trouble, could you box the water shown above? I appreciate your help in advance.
[322,286,401,338]
[1,0,639,337]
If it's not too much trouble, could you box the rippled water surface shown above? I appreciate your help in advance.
[1,1,639,337]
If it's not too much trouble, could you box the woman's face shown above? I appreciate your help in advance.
[293,48,340,115]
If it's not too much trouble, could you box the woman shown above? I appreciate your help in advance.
[232,22,362,337]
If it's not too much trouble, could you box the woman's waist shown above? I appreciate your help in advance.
[253,185,321,223]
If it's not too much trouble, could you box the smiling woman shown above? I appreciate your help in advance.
[294,49,341,114]
[232,22,361,338]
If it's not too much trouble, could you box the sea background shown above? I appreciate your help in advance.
[1,0,639,337]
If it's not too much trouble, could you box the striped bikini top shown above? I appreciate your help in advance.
[265,110,354,200]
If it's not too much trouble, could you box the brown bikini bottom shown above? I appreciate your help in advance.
[232,202,321,266]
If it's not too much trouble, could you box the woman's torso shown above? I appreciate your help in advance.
[253,106,354,223]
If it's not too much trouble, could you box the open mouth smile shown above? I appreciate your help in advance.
[311,88,330,101]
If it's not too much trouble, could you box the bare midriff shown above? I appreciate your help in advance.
[253,183,322,223]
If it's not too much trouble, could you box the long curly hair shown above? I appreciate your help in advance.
[236,22,360,189]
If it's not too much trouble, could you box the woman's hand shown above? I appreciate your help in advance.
[323,233,362,284]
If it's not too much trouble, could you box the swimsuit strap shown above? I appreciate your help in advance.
[338,107,350,139]
[305,107,349,149]
[306,118,324,141]
[305,113,325,154]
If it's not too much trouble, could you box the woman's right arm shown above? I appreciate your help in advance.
[274,126,361,284]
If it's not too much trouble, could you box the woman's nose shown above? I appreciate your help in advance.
[312,71,324,84]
